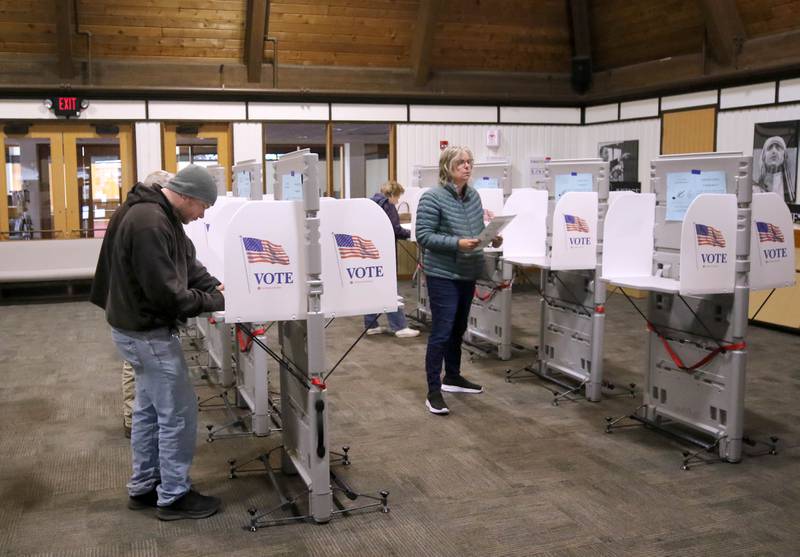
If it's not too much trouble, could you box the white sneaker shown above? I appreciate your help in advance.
[366,326,388,335]
[394,327,420,338]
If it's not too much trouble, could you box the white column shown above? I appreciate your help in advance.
[233,122,263,165]
[134,122,162,181]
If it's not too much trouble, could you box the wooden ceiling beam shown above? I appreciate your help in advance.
[591,27,800,102]
[568,0,591,59]
[54,0,76,79]
[2,26,799,104]
[410,0,439,86]
[568,0,592,93]
[244,0,268,83]
[696,0,746,66]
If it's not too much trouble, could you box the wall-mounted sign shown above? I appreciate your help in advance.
[439,140,449,151]
[44,97,89,118]
[486,128,500,148]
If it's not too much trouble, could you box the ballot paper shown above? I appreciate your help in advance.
[475,214,515,249]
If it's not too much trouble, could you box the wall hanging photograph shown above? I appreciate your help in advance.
[752,121,798,205]
[598,140,640,192]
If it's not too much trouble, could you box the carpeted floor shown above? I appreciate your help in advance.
[0,281,798,556]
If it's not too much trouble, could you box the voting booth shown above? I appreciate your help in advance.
[184,195,248,389]
[232,160,265,200]
[221,149,394,527]
[602,152,794,466]
[503,159,608,402]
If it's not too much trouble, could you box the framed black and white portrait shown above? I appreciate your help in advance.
[598,140,640,192]
[752,121,798,204]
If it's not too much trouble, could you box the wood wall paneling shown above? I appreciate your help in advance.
[748,248,800,331]
[661,107,716,155]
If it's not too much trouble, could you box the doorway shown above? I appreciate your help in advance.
[0,123,134,240]
[163,123,232,191]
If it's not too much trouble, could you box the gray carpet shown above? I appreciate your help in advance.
[0,282,799,556]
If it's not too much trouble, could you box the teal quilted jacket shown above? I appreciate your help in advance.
[415,183,485,280]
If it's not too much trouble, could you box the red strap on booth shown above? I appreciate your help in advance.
[646,323,746,372]
[236,326,267,353]
[473,281,512,302]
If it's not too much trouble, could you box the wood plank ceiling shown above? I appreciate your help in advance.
[0,0,798,104]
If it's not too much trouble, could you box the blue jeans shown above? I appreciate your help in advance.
[363,309,408,332]
[111,326,198,506]
[424,275,475,394]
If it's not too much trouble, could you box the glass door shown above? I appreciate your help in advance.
[1,126,64,239]
[63,125,134,238]
[0,123,133,240]
[331,123,391,198]
[163,123,232,191]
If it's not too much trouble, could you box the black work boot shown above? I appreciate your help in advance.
[156,489,221,521]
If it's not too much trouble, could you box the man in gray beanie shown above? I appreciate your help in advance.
[91,164,224,521]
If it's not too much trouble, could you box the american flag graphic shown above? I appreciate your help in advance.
[695,224,726,248]
[564,214,589,233]
[242,236,290,265]
[334,233,380,259]
[756,221,785,243]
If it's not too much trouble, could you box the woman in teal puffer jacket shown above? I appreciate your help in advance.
[415,146,502,415]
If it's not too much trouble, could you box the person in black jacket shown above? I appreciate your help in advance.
[364,180,419,338]
[91,164,224,521]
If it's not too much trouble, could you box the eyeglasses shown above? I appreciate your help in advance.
[454,158,474,167]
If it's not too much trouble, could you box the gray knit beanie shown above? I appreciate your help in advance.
[164,165,218,206]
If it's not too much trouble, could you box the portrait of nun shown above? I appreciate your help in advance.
[753,122,798,204]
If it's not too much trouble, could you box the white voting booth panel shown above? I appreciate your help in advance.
[602,193,656,281]
[184,196,247,281]
[677,194,737,295]
[184,197,248,387]
[501,188,548,263]
[550,191,598,271]
[749,193,796,291]
[478,188,504,220]
[205,197,248,280]
[223,199,397,321]
[224,200,307,323]
[603,193,738,296]
[319,197,398,317]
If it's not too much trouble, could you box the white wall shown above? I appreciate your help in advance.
[570,119,662,192]
[717,102,800,155]
[396,119,660,192]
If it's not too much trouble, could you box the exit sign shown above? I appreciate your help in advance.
[46,96,88,118]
